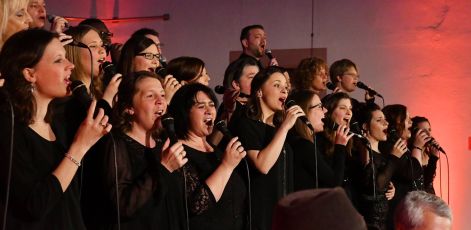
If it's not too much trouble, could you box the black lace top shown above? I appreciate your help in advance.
[182,145,247,230]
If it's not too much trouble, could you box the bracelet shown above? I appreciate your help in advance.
[413,146,423,151]
[65,153,81,167]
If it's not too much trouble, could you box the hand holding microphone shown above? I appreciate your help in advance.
[47,14,69,33]
[160,114,187,172]
[265,48,279,66]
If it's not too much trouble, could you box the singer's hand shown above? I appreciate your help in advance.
[222,137,246,170]
[365,90,375,101]
[385,182,395,200]
[50,16,69,34]
[163,75,181,103]
[413,129,431,149]
[0,78,4,87]
[334,124,354,146]
[71,100,112,156]
[223,88,239,113]
[102,73,122,107]
[58,33,73,46]
[391,139,407,158]
[160,139,187,172]
[269,58,279,66]
[280,105,305,132]
[425,139,440,157]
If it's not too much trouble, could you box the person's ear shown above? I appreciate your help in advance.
[22,68,36,83]
[232,80,240,91]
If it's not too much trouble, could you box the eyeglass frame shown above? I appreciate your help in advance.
[137,52,161,60]
[308,102,324,110]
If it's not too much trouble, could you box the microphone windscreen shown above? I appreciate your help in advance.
[46,14,56,23]
[215,120,233,139]
[326,82,336,90]
[161,114,177,144]
[214,85,225,94]
[265,48,274,59]
[285,99,296,109]
[356,81,367,90]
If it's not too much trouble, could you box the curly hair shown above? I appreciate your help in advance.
[292,57,327,91]
[0,29,58,125]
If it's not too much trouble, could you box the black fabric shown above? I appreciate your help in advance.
[182,145,247,230]
[289,134,347,190]
[352,149,399,230]
[0,115,86,230]
[231,115,293,230]
[81,132,186,230]
[423,154,439,194]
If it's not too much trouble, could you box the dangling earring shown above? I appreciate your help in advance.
[31,84,36,93]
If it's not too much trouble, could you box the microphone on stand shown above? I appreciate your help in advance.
[356,81,383,98]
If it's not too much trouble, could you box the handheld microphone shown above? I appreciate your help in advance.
[214,85,250,98]
[412,127,446,154]
[215,120,234,140]
[159,56,168,68]
[322,118,367,140]
[356,81,383,98]
[326,82,336,91]
[161,114,178,145]
[285,100,314,131]
[265,48,274,60]
[100,61,116,88]
[46,14,69,28]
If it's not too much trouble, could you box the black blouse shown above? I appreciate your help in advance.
[0,124,85,230]
[231,115,293,230]
[182,145,247,230]
[82,132,186,230]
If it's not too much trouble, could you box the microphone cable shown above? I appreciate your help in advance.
[182,166,190,230]
[1,92,14,230]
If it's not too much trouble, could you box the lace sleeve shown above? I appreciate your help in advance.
[183,164,216,216]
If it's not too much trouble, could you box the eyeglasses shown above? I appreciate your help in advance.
[100,31,114,38]
[342,73,359,80]
[137,53,161,60]
[308,102,324,110]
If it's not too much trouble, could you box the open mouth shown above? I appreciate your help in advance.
[148,67,156,73]
[155,109,164,116]
[343,118,350,124]
[98,58,105,64]
[279,97,286,105]
[204,118,213,126]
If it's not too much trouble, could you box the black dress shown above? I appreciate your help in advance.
[289,134,347,190]
[0,123,85,230]
[353,149,400,230]
[231,115,293,230]
[182,145,247,230]
[82,132,186,230]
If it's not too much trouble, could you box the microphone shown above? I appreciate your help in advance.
[427,137,446,154]
[322,118,367,140]
[159,55,168,68]
[326,82,336,91]
[100,61,116,88]
[161,114,178,145]
[356,81,383,98]
[265,48,274,60]
[71,80,92,107]
[215,120,234,140]
[46,14,69,28]
[285,100,314,131]
[214,85,250,98]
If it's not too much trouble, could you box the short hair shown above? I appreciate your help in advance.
[293,57,328,91]
[395,191,452,229]
[223,56,259,89]
[116,35,157,80]
[131,28,159,38]
[167,84,219,140]
[166,56,205,84]
[329,59,357,84]
[0,29,58,125]
[113,71,163,133]
[240,24,264,43]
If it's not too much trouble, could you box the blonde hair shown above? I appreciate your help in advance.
[64,25,104,99]
[0,0,30,49]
